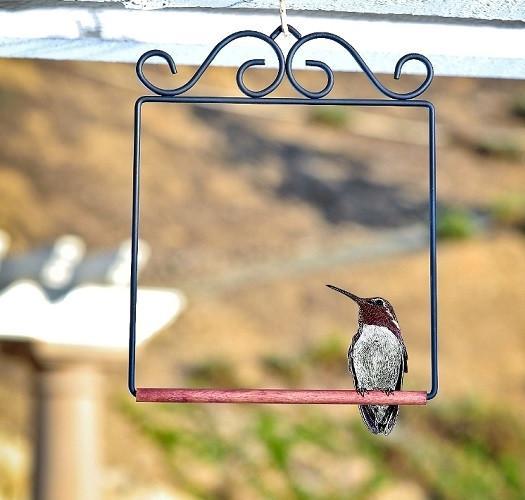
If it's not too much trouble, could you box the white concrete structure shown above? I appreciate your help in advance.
[0,280,184,500]
[0,1,523,78]
[0,235,185,500]
[0,281,184,350]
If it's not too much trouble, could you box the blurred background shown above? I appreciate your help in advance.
[0,56,524,500]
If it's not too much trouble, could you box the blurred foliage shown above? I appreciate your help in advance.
[474,137,523,162]
[490,193,525,233]
[119,398,382,500]
[261,333,348,384]
[0,87,21,111]
[354,400,525,500]
[120,394,525,500]
[437,208,477,240]
[510,94,525,121]
[303,333,348,374]
[183,358,239,387]
[308,107,349,129]
[261,355,303,386]
[120,339,525,500]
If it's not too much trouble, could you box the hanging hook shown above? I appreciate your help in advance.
[279,0,289,37]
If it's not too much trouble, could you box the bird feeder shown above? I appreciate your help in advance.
[128,24,438,406]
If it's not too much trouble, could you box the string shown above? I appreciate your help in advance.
[279,0,289,37]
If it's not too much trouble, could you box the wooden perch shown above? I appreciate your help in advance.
[136,388,427,405]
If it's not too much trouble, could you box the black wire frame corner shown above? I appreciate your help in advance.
[128,25,438,401]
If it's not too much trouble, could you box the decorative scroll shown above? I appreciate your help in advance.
[136,25,434,100]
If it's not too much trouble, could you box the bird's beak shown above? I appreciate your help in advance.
[326,285,363,304]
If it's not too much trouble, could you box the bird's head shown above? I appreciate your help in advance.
[326,284,400,334]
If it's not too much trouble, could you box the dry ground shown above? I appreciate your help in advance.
[0,58,524,499]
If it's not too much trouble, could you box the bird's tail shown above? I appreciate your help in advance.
[359,405,399,435]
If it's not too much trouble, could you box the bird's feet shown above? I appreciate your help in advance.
[357,387,368,397]
[383,389,394,396]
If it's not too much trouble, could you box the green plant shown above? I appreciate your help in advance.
[511,93,525,120]
[261,355,303,384]
[353,401,525,500]
[0,87,21,111]
[303,333,347,371]
[183,358,238,387]
[491,193,525,232]
[309,107,349,129]
[475,137,523,161]
[256,412,292,470]
[437,208,476,240]
[121,390,525,500]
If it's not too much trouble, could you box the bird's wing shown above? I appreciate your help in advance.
[396,340,408,390]
[348,333,360,388]
[396,361,404,390]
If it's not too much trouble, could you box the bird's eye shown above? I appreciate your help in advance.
[373,299,384,306]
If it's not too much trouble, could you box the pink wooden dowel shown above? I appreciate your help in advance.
[136,388,427,405]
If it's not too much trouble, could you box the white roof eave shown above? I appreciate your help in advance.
[0,3,523,79]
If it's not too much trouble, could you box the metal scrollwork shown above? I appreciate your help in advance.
[136,24,433,100]
[285,32,433,100]
[137,30,286,98]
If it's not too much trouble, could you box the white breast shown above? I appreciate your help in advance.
[351,324,404,391]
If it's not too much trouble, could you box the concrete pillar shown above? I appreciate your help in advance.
[32,351,103,500]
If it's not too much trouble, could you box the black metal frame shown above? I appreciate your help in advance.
[129,25,438,401]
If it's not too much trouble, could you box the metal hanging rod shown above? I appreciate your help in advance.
[129,24,438,405]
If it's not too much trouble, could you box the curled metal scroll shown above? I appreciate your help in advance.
[286,32,433,100]
[136,25,433,100]
[136,30,285,98]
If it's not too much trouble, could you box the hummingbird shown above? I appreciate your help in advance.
[326,284,408,435]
